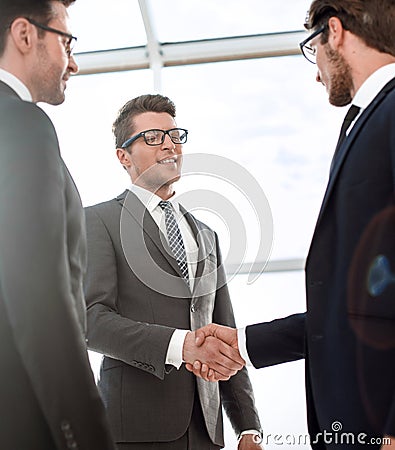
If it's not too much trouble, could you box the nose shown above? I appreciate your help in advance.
[68,54,79,74]
[161,132,176,151]
[316,71,322,83]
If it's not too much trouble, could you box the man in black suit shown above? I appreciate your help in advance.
[84,94,263,449]
[0,1,115,449]
[191,0,395,448]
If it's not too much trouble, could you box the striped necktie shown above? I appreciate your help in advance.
[159,201,189,285]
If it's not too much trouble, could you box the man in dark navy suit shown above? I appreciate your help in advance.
[191,1,395,448]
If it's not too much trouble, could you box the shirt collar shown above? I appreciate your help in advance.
[0,68,32,102]
[127,184,180,213]
[352,63,395,110]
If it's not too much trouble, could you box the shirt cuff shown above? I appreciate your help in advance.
[237,327,253,366]
[238,429,263,444]
[165,329,189,369]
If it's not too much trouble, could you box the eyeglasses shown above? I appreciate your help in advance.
[299,24,327,64]
[26,17,77,57]
[121,128,189,148]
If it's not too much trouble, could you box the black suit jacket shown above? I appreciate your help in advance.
[0,81,115,450]
[84,190,261,446]
[246,77,395,449]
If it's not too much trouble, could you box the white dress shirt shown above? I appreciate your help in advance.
[347,62,395,134]
[0,68,32,102]
[127,184,199,369]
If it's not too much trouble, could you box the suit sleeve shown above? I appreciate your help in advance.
[0,101,115,449]
[85,206,176,380]
[245,313,306,368]
[210,233,262,435]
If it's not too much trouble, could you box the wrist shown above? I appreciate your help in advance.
[182,330,195,362]
[166,329,189,369]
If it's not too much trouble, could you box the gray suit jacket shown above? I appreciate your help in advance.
[85,190,261,446]
[0,81,115,450]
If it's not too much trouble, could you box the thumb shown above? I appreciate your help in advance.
[195,328,206,347]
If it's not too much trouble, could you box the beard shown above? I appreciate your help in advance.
[325,46,354,107]
[34,42,66,105]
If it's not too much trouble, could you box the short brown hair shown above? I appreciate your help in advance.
[0,0,75,56]
[306,0,395,56]
[112,94,177,149]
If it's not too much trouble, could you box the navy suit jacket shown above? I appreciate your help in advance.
[246,77,395,449]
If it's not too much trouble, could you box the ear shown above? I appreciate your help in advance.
[116,148,131,169]
[9,18,35,54]
[327,16,346,49]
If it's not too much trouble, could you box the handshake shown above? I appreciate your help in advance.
[182,324,245,382]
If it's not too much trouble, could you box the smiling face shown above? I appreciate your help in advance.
[117,111,183,199]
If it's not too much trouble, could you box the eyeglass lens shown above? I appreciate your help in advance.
[144,129,187,145]
[303,44,316,63]
[300,25,326,64]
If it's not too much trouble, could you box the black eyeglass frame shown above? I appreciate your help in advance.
[121,128,189,149]
[299,24,327,64]
[25,17,77,56]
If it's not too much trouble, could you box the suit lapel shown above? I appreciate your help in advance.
[316,77,395,228]
[117,190,215,296]
[117,190,189,285]
[181,206,220,302]
[0,81,19,98]
[181,206,207,282]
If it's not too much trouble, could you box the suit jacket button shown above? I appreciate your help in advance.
[311,334,323,341]
[61,420,71,432]
[65,430,74,440]
[191,304,196,313]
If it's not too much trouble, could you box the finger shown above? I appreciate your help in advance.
[210,370,230,382]
[200,363,209,374]
[194,368,210,381]
[198,363,211,381]
[185,335,243,377]
[194,323,218,346]
[192,362,228,382]
[191,361,211,381]
[186,363,229,382]
[214,346,245,372]
[218,341,246,366]
[210,365,238,378]
[201,357,238,377]
[185,363,194,372]
[199,337,244,375]
[193,360,202,370]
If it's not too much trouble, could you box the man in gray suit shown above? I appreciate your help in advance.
[85,94,263,449]
[0,1,115,449]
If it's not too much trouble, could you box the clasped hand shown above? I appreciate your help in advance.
[183,324,244,381]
